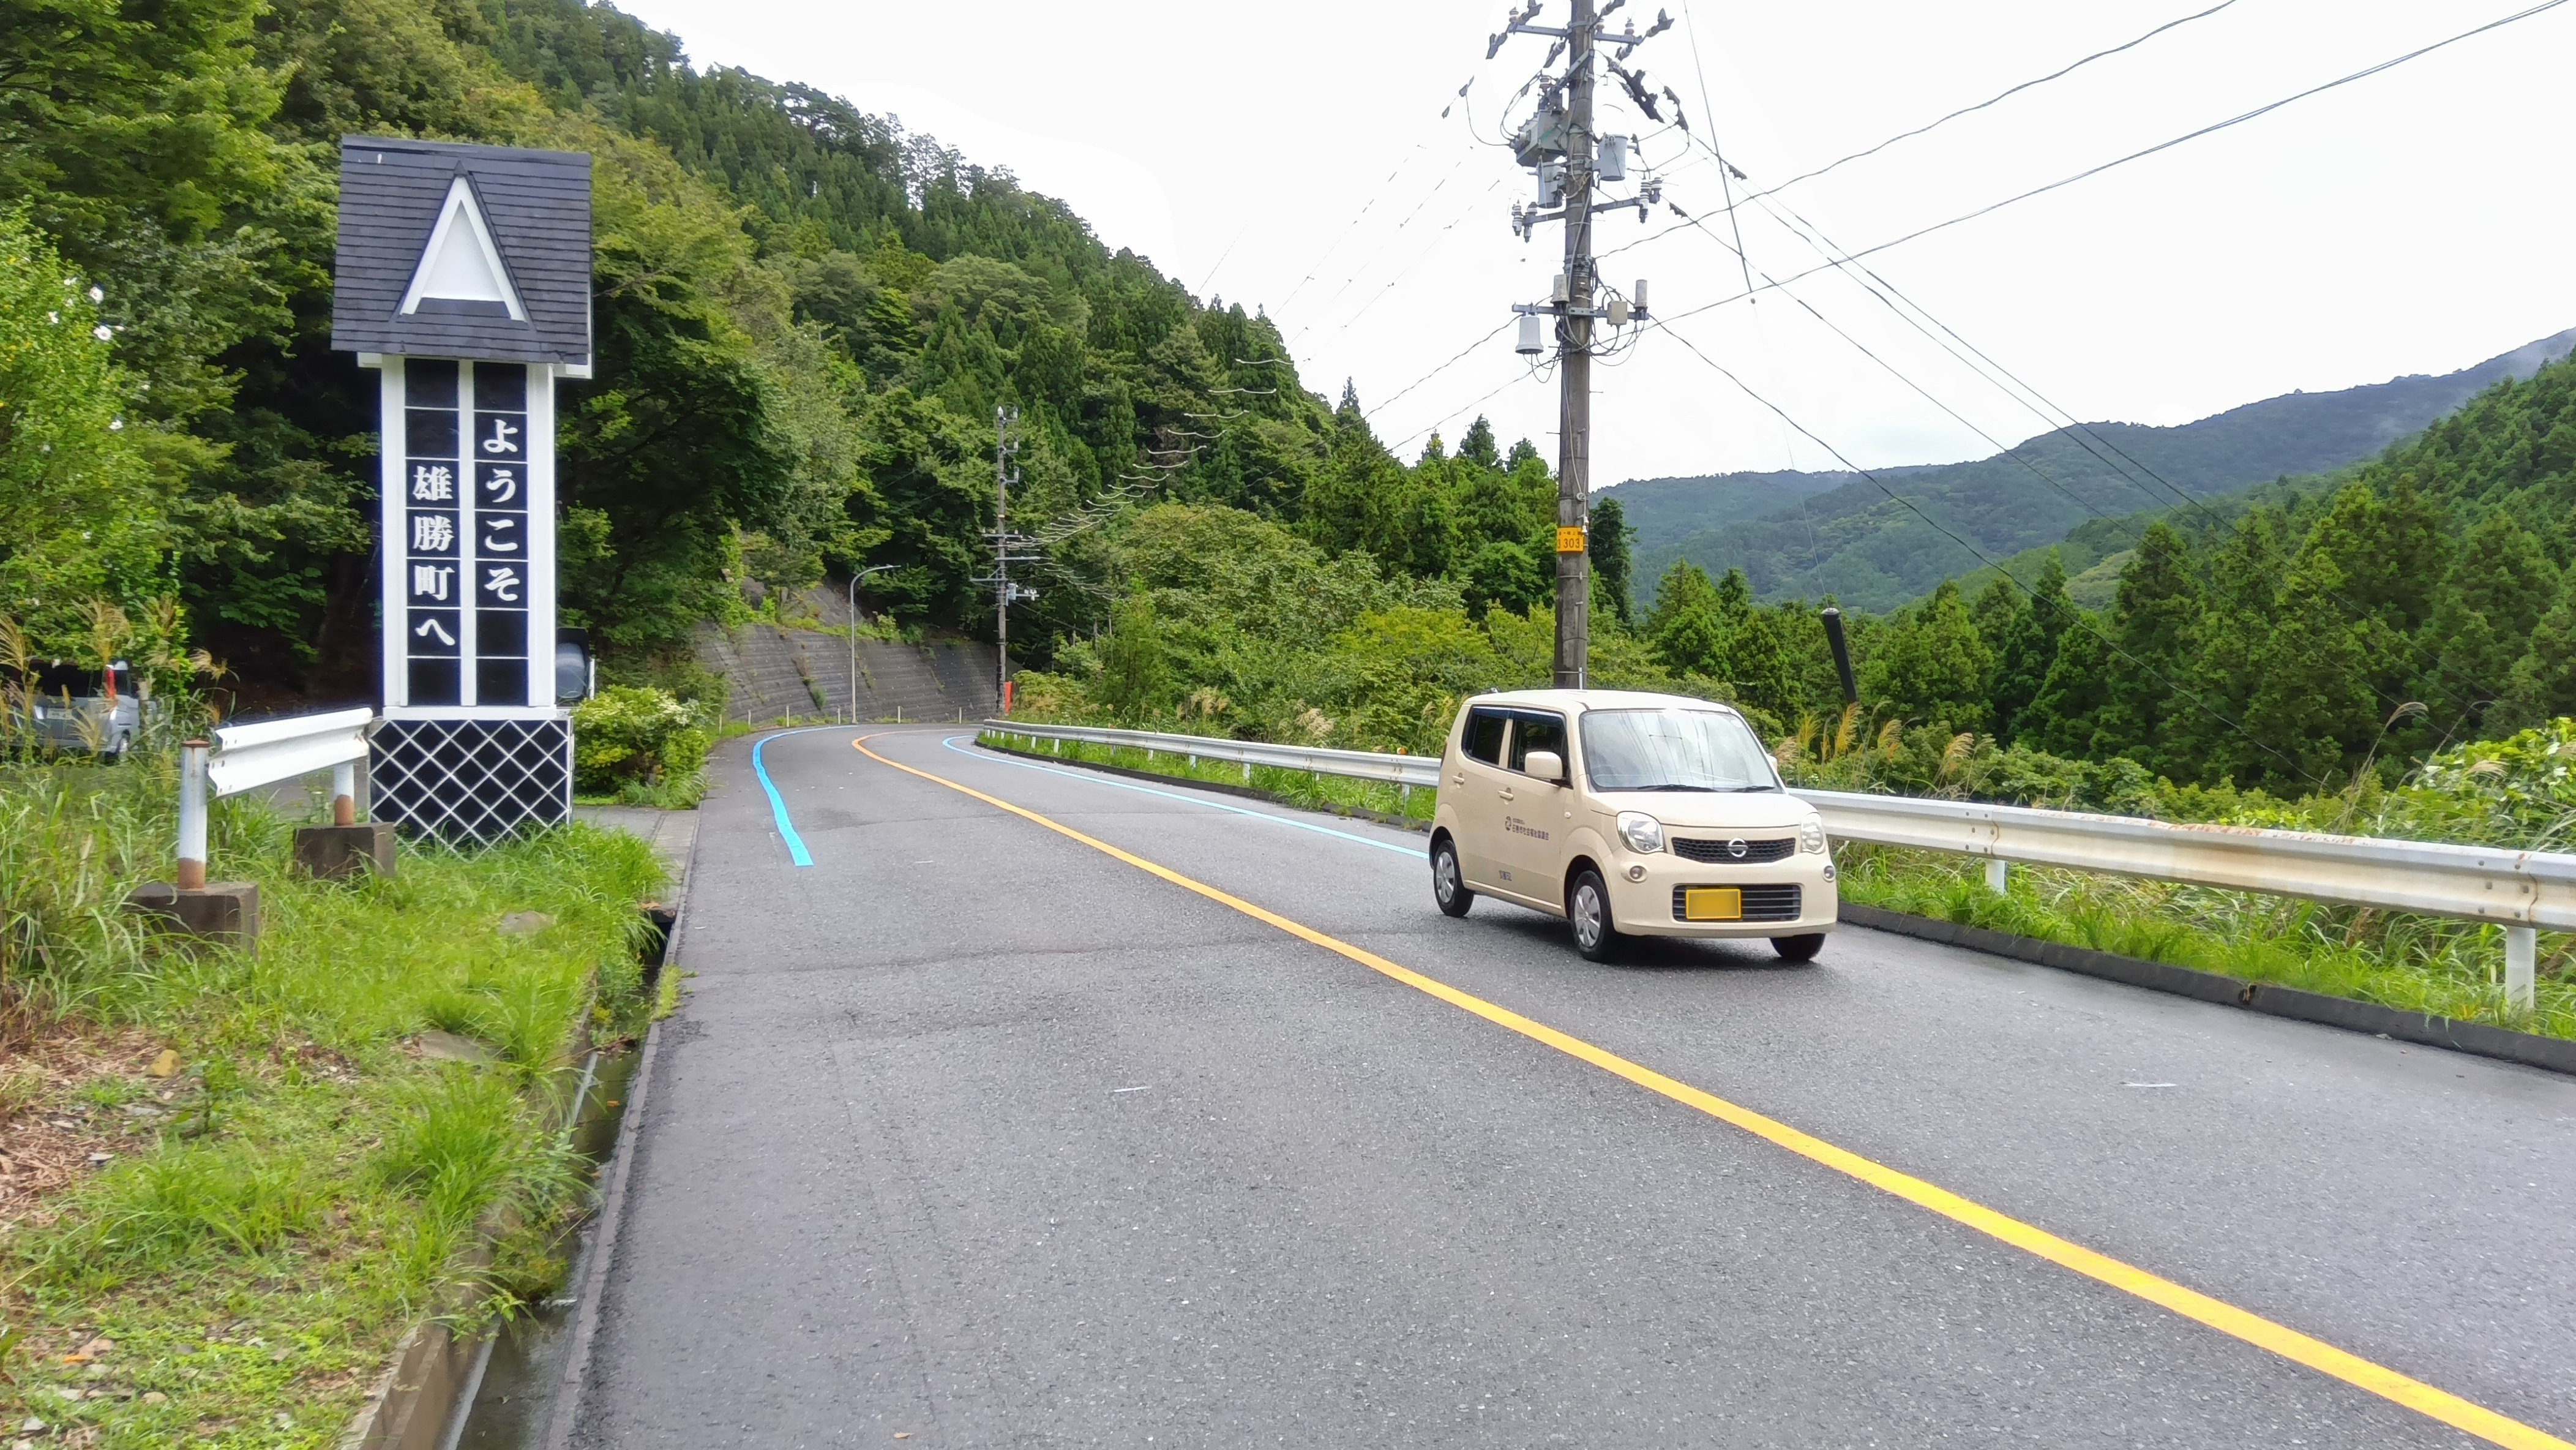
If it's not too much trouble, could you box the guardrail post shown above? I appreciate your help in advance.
[2506,926,2537,1013]
[1985,858,2009,895]
[177,738,210,891]
[332,761,358,827]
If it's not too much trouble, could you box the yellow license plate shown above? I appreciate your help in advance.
[1683,887,1743,922]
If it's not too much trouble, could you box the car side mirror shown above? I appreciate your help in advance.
[1523,749,1565,784]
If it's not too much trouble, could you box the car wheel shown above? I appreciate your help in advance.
[1431,836,1473,918]
[1569,866,1622,961]
[1770,933,1825,963]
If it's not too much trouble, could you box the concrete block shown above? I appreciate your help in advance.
[294,822,397,881]
[125,881,261,950]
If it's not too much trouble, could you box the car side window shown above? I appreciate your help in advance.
[1462,708,1509,766]
[1507,713,1567,774]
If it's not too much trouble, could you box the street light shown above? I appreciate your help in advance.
[846,566,896,724]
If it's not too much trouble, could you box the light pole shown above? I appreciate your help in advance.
[845,566,896,724]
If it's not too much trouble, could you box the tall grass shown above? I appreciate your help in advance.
[0,752,664,1443]
[1837,844,2576,1039]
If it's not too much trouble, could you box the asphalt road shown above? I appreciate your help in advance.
[574,726,2576,1449]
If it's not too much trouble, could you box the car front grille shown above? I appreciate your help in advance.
[1671,883,1803,923]
[1671,835,1795,864]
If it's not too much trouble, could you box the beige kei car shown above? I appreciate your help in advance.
[1428,689,1837,961]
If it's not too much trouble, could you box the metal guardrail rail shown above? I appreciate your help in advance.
[980,719,2563,1007]
[982,719,1442,789]
[176,707,376,889]
[1795,789,2576,932]
[205,706,374,797]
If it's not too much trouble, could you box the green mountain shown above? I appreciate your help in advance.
[1617,328,2576,611]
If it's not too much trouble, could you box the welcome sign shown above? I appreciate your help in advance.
[331,137,592,842]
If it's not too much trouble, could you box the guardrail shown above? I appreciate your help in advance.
[979,719,2561,1010]
[981,720,1443,789]
[178,707,374,889]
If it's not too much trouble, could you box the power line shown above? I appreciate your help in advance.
[1627,0,2574,327]
[1673,0,1754,300]
[1649,318,2325,787]
[1735,187,2499,727]
[1749,0,2243,202]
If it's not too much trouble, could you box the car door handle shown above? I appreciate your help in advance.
[1498,788,1516,803]
[1451,772,1466,787]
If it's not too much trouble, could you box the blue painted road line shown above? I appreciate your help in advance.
[752,726,845,866]
[942,734,1421,858]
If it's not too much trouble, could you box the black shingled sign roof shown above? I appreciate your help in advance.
[331,136,591,366]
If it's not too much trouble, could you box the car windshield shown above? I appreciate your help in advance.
[1580,708,1778,792]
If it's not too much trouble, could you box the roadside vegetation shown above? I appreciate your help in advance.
[0,730,664,1448]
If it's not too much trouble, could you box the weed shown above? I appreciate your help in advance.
[0,751,665,1443]
[1837,844,2576,1039]
[0,1069,41,1119]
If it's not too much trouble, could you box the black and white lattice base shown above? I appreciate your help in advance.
[372,718,572,844]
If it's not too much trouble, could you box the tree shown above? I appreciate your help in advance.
[2023,615,2113,759]
[1860,579,1992,734]
[2242,548,2373,789]
[0,214,168,653]
[1587,494,1634,626]
[2090,522,2201,772]
[2171,511,2285,785]
[1724,606,1800,724]
[1644,560,1727,677]
[2494,573,2576,732]
[1096,592,1172,719]
[1982,553,2073,745]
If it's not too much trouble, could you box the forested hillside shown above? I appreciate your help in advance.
[11,0,2576,820]
[0,0,1388,702]
[1623,328,2576,612]
[1685,350,2576,795]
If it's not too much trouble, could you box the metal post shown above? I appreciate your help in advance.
[994,407,1017,715]
[332,761,357,827]
[2506,925,2537,1013]
[1821,608,1859,705]
[1552,0,1597,691]
[1985,857,2009,895]
[178,738,209,892]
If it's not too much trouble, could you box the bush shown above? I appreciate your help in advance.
[571,685,711,794]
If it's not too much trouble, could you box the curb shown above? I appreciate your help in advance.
[975,735,1432,835]
[334,818,700,1450]
[1840,901,2576,1078]
[537,802,702,1450]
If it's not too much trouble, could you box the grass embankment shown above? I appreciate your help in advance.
[979,729,2575,1041]
[977,729,1431,826]
[0,760,666,1449]
[1835,845,2576,1039]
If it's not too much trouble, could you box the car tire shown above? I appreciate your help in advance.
[1431,836,1474,918]
[1770,933,1825,963]
[1569,866,1622,961]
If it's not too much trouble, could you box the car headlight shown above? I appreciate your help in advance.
[1617,811,1664,854]
[1799,816,1827,853]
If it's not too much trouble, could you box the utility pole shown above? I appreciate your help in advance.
[979,407,1038,714]
[1497,0,1664,688]
[1555,0,1595,691]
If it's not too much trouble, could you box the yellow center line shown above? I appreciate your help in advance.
[853,734,2569,1450]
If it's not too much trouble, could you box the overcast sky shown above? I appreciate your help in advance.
[614,0,2576,487]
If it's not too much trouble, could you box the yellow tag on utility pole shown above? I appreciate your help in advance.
[1556,526,1588,554]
